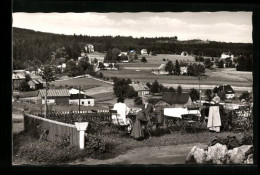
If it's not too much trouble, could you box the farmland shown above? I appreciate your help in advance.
[50,76,112,91]
[100,54,253,88]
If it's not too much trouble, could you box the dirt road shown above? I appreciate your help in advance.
[72,143,206,165]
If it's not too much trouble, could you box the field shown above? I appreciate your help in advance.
[50,77,112,91]
[100,54,253,88]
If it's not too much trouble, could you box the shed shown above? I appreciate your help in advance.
[28,79,43,90]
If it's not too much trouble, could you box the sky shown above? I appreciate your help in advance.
[12,12,252,43]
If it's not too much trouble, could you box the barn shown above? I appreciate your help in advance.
[37,89,70,105]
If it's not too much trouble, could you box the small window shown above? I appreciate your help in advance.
[88,101,90,104]
[82,101,84,105]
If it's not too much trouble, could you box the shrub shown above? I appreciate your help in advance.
[141,56,147,63]
[239,91,250,102]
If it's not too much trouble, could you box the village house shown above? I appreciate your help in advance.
[69,88,95,106]
[118,52,129,62]
[217,84,235,99]
[221,51,234,60]
[141,49,148,55]
[57,63,66,72]
[37,89,70,105]
[85,44,94,53]
[154,92,192,108]
[28,79,44,90]
[152,64,168,75]
[129,82,150,97]
[181,51,189,56]
[12,73,26,90]
[180,66,188,75]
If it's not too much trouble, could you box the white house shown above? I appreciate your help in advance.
[181,51,189,56]
[69,88,95,106]
[85,44,94,53]
[221,52,234,59]
[141,49,148,55]
[180,66,188,75]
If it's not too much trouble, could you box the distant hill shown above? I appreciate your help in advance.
[12,27,252,70]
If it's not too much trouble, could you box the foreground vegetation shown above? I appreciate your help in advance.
[13,125,245,165]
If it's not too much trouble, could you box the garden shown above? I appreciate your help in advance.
[12,103,253,165]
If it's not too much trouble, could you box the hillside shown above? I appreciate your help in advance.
[12,27,252,70]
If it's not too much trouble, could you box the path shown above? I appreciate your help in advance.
[72,143,206,165]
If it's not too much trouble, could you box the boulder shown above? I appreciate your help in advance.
[245,154,253,164]
[186,146,208,164]
[228,145,253,164]
[193,148,207,164]
[186,146,198,162]
[206,143,228,164]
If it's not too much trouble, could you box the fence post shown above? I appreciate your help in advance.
[75,122,89,149]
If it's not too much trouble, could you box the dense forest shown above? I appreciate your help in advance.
[12,27,252,70]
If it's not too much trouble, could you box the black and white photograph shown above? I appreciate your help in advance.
[10,1,257,168]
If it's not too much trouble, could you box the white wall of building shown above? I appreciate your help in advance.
[69,99,94,106]
[41,99,55,104]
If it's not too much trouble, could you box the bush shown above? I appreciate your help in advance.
[141,56,147,63]
[14,132,87,164]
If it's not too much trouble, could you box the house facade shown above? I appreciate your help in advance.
[28,79,44,90]
[37,89,70,105]
[69,88,95,106]
[221,52,234,59]
[12,73,26,90]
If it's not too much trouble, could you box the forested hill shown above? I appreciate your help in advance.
[12,27,252,69]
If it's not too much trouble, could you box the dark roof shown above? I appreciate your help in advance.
[70,94,94,100]
[38,89,70,97]
[218,85,235,94]
[162,92,191,105]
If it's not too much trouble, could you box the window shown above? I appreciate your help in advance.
[82,101,84,105]
[88,101,90,104]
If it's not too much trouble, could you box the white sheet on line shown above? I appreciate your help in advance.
[164,108,201,118]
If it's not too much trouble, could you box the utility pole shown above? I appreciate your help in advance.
[44,82,49,118]
[78,85,81,113]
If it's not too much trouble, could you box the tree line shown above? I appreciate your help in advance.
[13,27,252,70]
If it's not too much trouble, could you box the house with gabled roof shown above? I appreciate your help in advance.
[12,73,26,90]
[154,92,192,108]
[129,82,150,97]
[69,88,95,106]
[37,89,70,105]
[217,84,235,99]
[28,79,44,90]
[152,64,168,75]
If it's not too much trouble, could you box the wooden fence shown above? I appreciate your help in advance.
[24,113,80,147]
